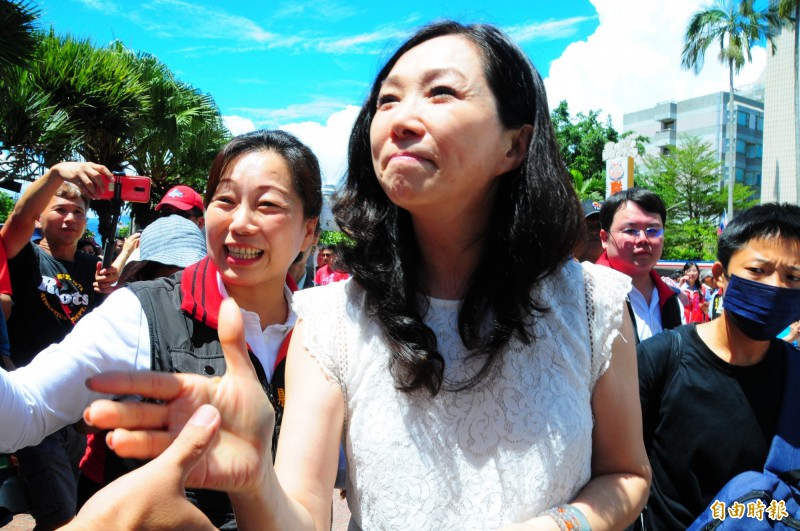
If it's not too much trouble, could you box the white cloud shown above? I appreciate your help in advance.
[281,106,360,187]
[543,0,767,130]
[507,16,596,44]
[225,106,358,189]
[124,0,279,43]
[74,0,119,13]
[223,103,359,188]
[222,115,256,136]
[231,97,357,128]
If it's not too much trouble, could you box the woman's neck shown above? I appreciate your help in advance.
[224,278,288,329]
[411,211,488,301]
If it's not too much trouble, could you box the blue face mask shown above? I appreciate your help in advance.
[723,274,800,341]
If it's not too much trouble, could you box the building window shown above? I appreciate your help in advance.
[661,120,674,131]
[737,110,749,127]
[735,168,745,183]
[745,171,760,187]
[736,139,746,154]
[755,115,764,131]
[745,143,763,158]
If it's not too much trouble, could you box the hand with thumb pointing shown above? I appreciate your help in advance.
[65,405,222,530]
[83,298,275,494]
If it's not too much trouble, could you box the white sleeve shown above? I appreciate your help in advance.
[0,288,151,452]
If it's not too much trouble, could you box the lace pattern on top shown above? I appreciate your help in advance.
[292,260,631,530]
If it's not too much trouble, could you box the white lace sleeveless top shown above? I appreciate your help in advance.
[293,260,630,530]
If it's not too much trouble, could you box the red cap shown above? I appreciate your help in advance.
[155,185,204,213]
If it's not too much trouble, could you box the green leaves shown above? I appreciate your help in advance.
[125,51,229,226]
[638,136,757,260]
[0,0,40,77]
[551,100,619,199]
[681,0,782,76]
[0,21,229,242]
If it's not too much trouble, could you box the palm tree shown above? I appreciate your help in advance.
[26,30,150,244]
[0,0,40,78]
[0,65,78,184]
[124,50,228,225]
[682,0,782,218]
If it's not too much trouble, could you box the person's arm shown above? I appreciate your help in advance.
[0,294,10,321]
[504,308,651,531]
[0,162,109,259]
[83,301,343,531]
[0,356,13,372]
[94,232,140,294]
[0,288,149,451]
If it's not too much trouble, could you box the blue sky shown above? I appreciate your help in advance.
[33,0,770,185]
[36,0,598,125]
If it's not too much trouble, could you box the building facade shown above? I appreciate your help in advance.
[761,5,799,204]
[623,88,765,197]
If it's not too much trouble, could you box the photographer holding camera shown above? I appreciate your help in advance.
[0,161,117,530]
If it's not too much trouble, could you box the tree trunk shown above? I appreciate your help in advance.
[728,60,736,219]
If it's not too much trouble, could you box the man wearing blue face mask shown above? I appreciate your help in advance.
[634,203,800,531]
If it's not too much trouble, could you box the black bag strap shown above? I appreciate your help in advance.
[763,343,800,479]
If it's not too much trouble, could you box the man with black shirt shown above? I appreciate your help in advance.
[637,203,800,530]
[0,161,113,530]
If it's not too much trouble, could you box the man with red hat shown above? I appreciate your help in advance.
[155,185,205,228]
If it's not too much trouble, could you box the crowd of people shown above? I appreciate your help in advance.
[0,20,797,531]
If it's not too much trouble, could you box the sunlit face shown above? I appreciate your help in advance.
[600,201,664,279]
[715,237,800,292]
[37,195,87,248]
[370,34,525,217]
[205,151,315,297]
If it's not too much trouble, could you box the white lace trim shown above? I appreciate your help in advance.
[292,261,630,529]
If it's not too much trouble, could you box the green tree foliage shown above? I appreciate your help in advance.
[124,50,229,226]
[639,136,757,260]
[0,191,15,223]
[31,31,150,244]
[0,0,40,77]
[551,101,618,194]
[681,0,783,217]
[319,230,354,247]
[569,168,604,201]
[0,28,228,244]
[0,64,78,182]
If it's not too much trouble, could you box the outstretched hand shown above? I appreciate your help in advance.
[83,298,275,494]
[64,405,221,531]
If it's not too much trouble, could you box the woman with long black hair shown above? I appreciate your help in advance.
[76,21,650,531]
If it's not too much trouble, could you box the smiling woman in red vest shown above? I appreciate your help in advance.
[0,130,321,528]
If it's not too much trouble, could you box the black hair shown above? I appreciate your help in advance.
[717,203,800,269]
[598,187,667,231]
[682,260,702,290]
[204,130,322,220]
[333,21,582,395]
[77,238,97,254]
